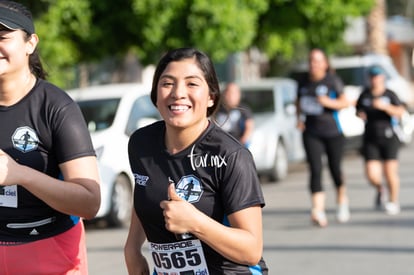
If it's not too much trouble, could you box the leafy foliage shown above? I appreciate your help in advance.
[20,0,375,87]
[20,0,92,86]
[256,0,374,60]
[132,0,268,63]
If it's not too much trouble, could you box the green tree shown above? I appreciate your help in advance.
[21,0,376,87]
[256,0,375,61]
[256,0,375,76]
[21,0,93,87]
[132,0,268,64]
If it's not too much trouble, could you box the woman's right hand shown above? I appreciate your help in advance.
[356,111,367,121]
[0,149,21,186]
[297,120,305,131]
[128,254,150,275]
[124,211,150,275]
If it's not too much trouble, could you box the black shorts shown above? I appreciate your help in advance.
[361,135,400,160]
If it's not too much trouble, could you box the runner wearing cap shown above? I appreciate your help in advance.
[356,65,406,215]
[0,1,101,273]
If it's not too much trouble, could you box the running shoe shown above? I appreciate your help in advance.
[384,202,400,215]
[336,203,350,223]
[311,209,328,227]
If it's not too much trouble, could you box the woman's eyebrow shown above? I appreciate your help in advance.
[160,74,203,81]
[185,75,203,80]
[160,75,175,80]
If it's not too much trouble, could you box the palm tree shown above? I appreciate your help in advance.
[367,0,388,54]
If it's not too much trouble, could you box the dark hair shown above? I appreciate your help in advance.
[0,0,47,79]
[309,47,332,73]
[150,48,220,117]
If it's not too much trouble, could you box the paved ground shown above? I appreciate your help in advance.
[259,144,414,275]
[86,140,414,275]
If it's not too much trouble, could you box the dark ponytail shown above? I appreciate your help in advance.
[28,45,48,80]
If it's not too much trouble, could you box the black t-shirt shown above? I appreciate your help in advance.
[129,120,267,274]
[214,104,253,141]
[356,88,402,141]
[297,73,344,137]
[0,79,95,242]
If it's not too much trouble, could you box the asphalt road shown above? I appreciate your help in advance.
[86,140,414,275]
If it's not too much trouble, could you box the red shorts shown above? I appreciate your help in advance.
[0,220,88,275]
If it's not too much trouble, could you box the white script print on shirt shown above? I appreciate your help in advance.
[188,144,227,171]
[134,173,149,186]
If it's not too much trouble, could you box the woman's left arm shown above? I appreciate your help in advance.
[373,99,406,118]
[0,151,101,219]
[318,93,350,110]
[195,206,263,265]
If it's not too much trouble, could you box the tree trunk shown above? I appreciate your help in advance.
[367,0,388,54]
[79,64,89,88]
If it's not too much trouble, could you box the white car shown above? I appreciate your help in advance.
[237,78,305,182]
[68,83,159,227]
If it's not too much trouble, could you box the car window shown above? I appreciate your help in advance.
[241,89,275,114]
[281,83,296,106]
[77,98,120,132]
[126,95,159,136]
[289,71,307,84]
[334,67,367,87]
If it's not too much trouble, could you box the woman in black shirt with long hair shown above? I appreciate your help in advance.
[296,48,351,227]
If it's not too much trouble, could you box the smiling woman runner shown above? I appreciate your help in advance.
[0,1,100,274]
[124,47,268,274]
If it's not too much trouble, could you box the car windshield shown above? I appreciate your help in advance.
[334,67,367,87]
[77,98,120,132]
[241,89,275,114]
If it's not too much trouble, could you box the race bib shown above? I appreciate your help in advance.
[149,239,209,275]
[0,185,18,208]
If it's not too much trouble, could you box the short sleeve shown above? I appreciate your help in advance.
[332,74,344,95]
[52,101,95,163]
[389,90,402,106]
[241,105,253,120]
[220,148,265,215]
[356,89,368,112]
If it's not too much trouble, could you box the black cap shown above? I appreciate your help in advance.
[0,6,34,34]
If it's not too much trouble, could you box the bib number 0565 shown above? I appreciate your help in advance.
[152,248,202,269]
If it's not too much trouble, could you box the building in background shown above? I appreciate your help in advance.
[344,15,414,82]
